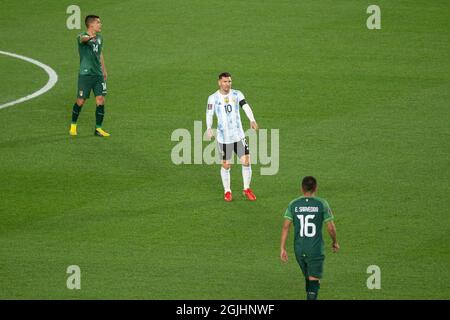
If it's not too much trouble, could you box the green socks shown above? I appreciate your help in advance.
[307,280,320,300]
[71,103,82,124]
[96,105,105,128]
[72,103,105,128]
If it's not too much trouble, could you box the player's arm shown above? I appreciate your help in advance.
[79,33,96,43]
[323,201,339,253]
[326,221,340,253]
[206,99,214,138]
[242,104,258,130]
[101,52,107,81]
[280,219,292,262]
[238,92,258,130]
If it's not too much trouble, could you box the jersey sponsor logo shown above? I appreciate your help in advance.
[295,206,319,213]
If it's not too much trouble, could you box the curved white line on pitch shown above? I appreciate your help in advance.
[0,50,58,110]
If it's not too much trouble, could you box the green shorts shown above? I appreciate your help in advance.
[77,75,107,99]
[295,252,325,279]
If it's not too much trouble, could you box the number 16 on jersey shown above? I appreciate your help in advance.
[297,214,316,237]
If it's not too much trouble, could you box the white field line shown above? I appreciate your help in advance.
[0,50,58,110]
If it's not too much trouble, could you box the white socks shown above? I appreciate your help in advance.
[221,165,252,192]
[221,167,231,193]
[242,165,252,190]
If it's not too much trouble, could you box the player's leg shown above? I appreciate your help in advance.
[295,250,310,298]
[70,98,85,136]
[240,154,253,191]
[307,276,320,300]
[219,143,232,201]
[221,160,232,201]
[93,76,110,137]
[70,75,91,136]
[306,256,325,300]
[237,139,255,200]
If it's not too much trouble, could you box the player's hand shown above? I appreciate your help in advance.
[103,71,108,81]
[207,128,214,139]
[280,248,288,262]
[250,121,259,131]
[332,242,340,253]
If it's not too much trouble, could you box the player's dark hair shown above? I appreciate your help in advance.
[302,176,317,192]
[85,15,100,27]
[218,72,231,79]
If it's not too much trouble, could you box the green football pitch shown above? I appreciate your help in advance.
[0,0,449,299]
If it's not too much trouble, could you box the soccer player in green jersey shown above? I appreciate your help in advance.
[280,176,340,300]
[69,15,110,137]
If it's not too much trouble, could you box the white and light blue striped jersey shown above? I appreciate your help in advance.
[206,89,246,144]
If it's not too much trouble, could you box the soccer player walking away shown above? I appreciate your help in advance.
[69,15,110,137]
[206,72,259,202]
[280,176,340,300]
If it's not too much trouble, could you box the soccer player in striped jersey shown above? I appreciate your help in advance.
[206,72,259,202]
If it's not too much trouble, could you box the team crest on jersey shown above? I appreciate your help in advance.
[224,97,229,104]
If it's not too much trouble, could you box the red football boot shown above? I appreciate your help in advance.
[243,188,256,201]
[224,191,232,202]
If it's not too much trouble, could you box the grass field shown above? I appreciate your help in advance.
[0,0,449,299]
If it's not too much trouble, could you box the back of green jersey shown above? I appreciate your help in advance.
[284,196,334,256]
[77,32,103,76]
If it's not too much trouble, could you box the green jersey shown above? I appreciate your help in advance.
[284,196,334,256]
[77,32,103,76]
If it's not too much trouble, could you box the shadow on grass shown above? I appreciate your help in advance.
[0,133,105,149]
